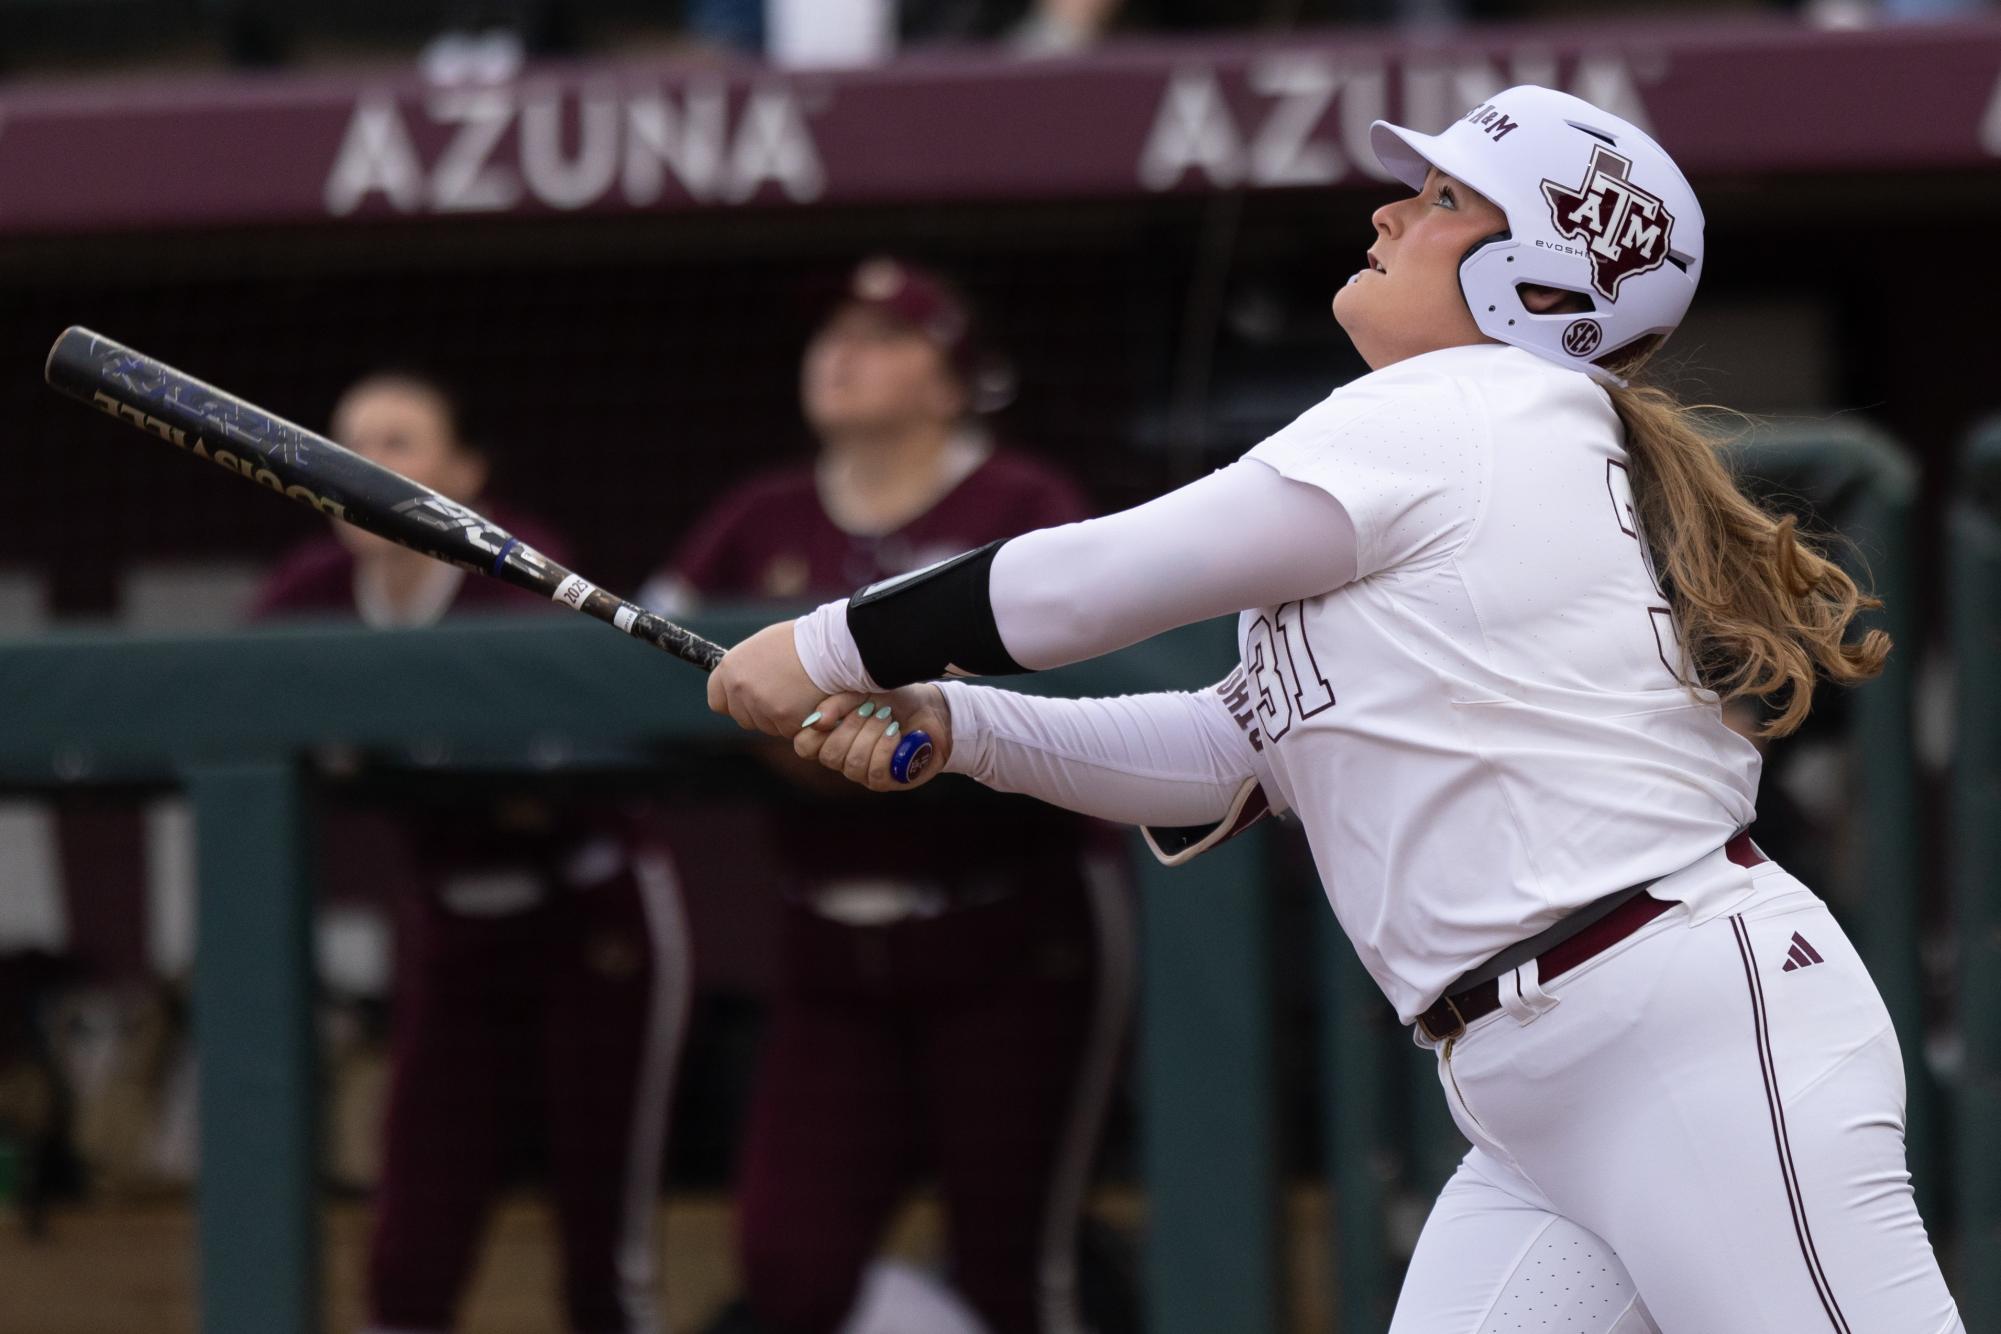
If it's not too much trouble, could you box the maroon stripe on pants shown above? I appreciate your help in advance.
[1729,915,1851,1333]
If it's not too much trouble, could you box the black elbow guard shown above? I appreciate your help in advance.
[846,539,1030,688]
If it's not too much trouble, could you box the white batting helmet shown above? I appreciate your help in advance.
[1370,85,1703,383]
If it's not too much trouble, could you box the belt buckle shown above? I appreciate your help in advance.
[1419,994,1468,1043]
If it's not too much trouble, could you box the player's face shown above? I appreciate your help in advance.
[329,382,486,557]
[802,305,966,439]
[1333,168,1511,369]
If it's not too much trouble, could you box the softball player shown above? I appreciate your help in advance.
[705,87,1963,1331]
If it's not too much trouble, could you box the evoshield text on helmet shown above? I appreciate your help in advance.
[1370,86,1704,383]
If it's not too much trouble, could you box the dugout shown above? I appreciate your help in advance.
[1,13,1996,1332]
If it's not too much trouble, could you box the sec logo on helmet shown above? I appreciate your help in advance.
[1540,146,1676,302]
[1562,318,1604,358]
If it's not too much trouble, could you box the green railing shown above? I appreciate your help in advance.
[1952,419,2001,1319]
[0,417,1942,1331]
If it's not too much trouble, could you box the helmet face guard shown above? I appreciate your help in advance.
[1370,86,1704,384]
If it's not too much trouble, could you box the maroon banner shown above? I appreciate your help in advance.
[0,15,1997,234]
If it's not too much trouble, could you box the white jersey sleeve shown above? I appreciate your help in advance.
[989,458,1357,670]
[1245,363,1486,579]
[792,459,1358,694]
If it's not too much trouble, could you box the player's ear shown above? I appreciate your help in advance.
[1519,283,1593,315]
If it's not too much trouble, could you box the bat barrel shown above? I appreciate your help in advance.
[47,326,377,525]
[46,326,517,568]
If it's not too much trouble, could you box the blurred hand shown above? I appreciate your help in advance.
[707,620,824,738]
[795,685,952,792]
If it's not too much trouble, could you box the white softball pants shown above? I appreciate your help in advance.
[1391,867,1963,1334]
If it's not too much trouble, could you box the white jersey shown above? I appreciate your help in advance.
[1227,343,1760,1020]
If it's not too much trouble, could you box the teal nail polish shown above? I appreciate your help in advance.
[799,711,822,729]
[877,709,894,724]
[858,701,877,718]
[885,722,901,738]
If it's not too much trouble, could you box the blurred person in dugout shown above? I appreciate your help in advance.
[250,370,690,1334]
[643,259,1133,1334]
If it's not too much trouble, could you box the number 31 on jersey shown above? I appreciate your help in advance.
[1246,600,1335,743]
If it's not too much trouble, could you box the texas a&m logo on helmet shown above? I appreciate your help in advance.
[1540,146,1675,303]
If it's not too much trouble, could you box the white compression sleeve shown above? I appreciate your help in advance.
[794,596,878,695]
[989,458,1358,671]
[937,679,1277,827]
[790,457,1357,694]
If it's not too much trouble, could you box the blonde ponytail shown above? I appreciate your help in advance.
[1606,382,1890,737]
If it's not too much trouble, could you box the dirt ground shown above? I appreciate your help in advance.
[0,1188,1335,1332]
[4,1195,734,1334]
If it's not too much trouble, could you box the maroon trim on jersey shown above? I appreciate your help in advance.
[1729,914,1852,1333]
[1726,837,1768,870]
[1220,788,1271,842]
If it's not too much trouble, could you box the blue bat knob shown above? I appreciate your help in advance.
[889,730,934,785]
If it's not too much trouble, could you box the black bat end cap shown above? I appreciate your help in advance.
[45,326,104,388]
